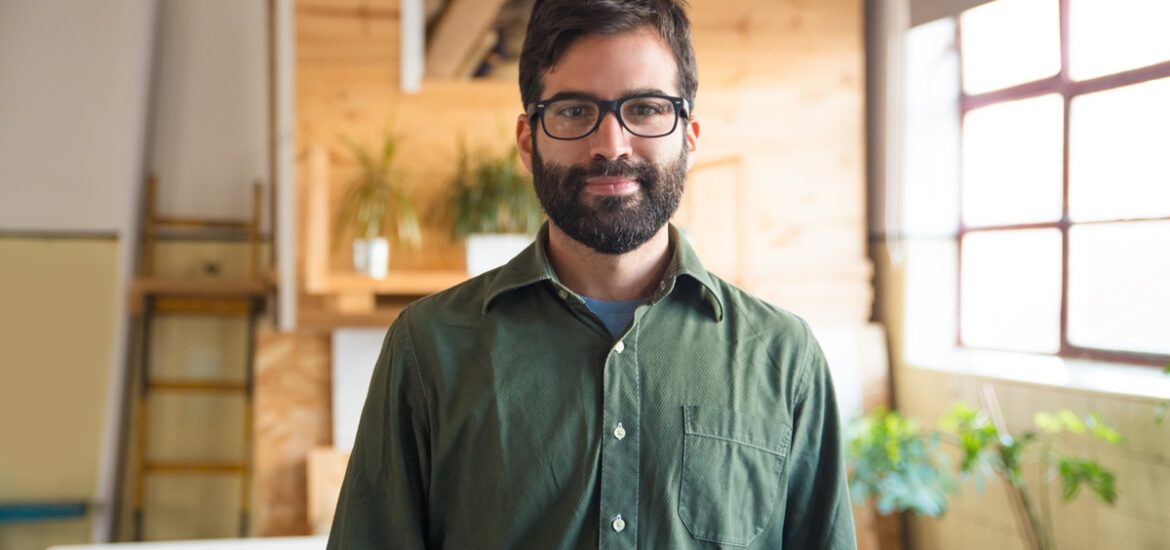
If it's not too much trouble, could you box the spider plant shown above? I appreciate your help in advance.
[333,134,421,250]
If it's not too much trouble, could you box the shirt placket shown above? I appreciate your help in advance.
[598,314,642,549]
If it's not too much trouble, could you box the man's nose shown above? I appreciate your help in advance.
[589,111,633,160]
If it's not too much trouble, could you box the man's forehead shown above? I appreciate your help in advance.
[539,28,680,98]
[543,87,673,101]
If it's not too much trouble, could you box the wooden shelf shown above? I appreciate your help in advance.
[129,277,270,315]
[298,270,465,329]
[317,269,468,296]
[297,306,406,330]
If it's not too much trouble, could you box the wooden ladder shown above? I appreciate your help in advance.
[124,175,268,540]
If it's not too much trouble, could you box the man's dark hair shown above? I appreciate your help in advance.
[518,0,697,110]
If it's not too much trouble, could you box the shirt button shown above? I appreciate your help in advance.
[612,515,626,532]
[613,340,625,354]
[558,290,568,300]
[613,423,626,440]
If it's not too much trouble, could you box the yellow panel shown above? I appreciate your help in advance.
[0,238,118,501]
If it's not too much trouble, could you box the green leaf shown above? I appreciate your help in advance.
[1059,409,1087,433]
[1085,413,1123,445]
[1059,457,1118,505]
[1035,412,1061,434]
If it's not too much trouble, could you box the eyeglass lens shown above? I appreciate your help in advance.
[542,97,678,139]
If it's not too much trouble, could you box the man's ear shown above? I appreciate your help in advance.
[516,114,534,173]
[684,115,701,170]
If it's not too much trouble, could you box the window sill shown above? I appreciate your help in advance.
[904,347,1170,401]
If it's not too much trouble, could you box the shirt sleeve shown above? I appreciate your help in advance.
[327,315,431,549]
[782,326,858,550]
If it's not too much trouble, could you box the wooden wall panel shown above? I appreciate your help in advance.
[254,329,332,536]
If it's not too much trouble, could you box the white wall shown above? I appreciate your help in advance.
[0,0,155,233]
[0,0,269,233]
[150,0,269,231]
[0,1,156,546]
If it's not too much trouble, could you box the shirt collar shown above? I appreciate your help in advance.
[482,223,725,322]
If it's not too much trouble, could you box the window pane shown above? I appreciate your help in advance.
[961,229,1062,353]
[962,95,1064,227]
[960,0,1061,94]
[1069,77,1170,222]
[1069,0,1170,80]
[902,17,962,237]
[1068,222,1170,355]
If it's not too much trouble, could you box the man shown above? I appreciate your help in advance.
[327,0,857,548]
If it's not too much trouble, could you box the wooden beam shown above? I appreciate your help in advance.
[304,145,331,294]
[297,4,399,21]
[425,0,508,79]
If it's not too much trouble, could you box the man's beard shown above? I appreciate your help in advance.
[531,143,688,255]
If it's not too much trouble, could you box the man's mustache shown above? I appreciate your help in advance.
[565,158,656,184]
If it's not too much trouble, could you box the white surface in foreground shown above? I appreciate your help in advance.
[50,535,327,550]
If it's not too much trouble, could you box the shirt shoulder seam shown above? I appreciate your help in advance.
[793,318,818,407]
[397,306,433,422]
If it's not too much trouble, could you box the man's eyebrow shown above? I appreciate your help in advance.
[543,88,674,101]
[623,87,671,98]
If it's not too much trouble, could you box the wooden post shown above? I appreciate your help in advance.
[305,146,331,293]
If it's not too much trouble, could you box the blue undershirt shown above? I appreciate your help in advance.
[580,296,649,338]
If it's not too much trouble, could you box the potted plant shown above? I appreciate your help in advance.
[847,407,954,519]
[846,386,1123,550]
[334,134,421,279]
[445,142,543,275]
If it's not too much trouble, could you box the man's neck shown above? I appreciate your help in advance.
[545,223,672,302]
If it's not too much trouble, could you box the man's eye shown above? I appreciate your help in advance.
[626,101,671,118]
[553,104,594,119]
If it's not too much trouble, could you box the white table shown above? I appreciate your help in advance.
[49,536,327,550]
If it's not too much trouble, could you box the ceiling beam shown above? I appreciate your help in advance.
[425,0,508,79]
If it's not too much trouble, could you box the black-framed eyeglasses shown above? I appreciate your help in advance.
[525,94,691,141]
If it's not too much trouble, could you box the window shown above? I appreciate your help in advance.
[902,0,1170,365]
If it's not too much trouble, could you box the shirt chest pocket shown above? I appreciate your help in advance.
[678,406,790,547]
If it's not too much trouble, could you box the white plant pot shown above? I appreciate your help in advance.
[466,233,532,276]
[353,237,390,279]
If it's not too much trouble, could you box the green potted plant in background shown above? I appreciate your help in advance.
[847,386,1123,550]
[847,407,955,519]
[334,134,421,279]
[445,142,543,275]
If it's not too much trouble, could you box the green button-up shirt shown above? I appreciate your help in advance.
[328,225,856,549]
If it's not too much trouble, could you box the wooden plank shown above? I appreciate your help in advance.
[425,0,508,79]
[153,296,253,316]
[304,145,331,293]
[307,447,351,535]
[148,379,248,393]
[132,278,268,296]
[297,8,399,67]
[128,278,267,315]
[144,462,246,475]
[331,291,376,314]
[675,157,745,285]
[296,306,405,330]
[322,269,468,295]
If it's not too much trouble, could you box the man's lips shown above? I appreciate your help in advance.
[584,176,640,196]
